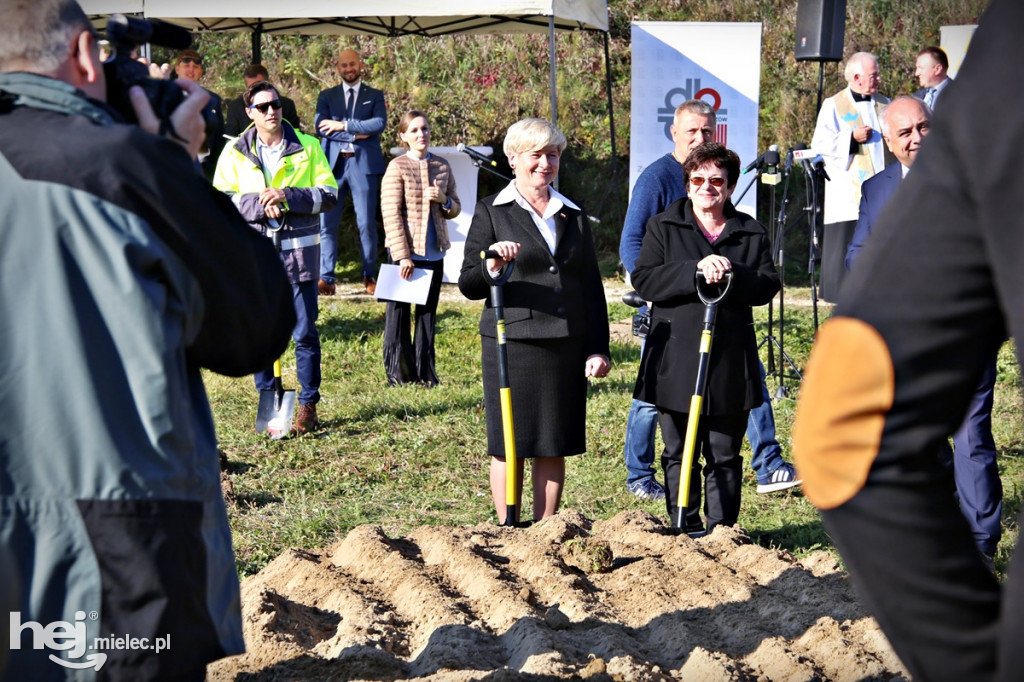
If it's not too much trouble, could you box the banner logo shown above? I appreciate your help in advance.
[657,78,730,145]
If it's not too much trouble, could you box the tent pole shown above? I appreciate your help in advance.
[549,16,558,190]
[251,21,263,63]
[603,31,616,166]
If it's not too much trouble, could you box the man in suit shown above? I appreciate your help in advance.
[913,46,953,110]
[224,63,301,137]
[845,95,1001,568]
[316,48,387,296]
[810,51,893,302]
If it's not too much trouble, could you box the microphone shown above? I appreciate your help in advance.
[761,144,781,185]
[786,142,807,174]
[742,151,765,175]
[811,156,831,181]
[457,143,497,167]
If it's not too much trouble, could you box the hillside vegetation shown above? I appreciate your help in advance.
[161,0,988,261]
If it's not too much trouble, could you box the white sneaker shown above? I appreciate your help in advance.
[757,463,802,494]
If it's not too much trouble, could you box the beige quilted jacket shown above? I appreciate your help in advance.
[381,153,461,261]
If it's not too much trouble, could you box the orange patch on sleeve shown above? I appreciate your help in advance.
[792,318,895,510]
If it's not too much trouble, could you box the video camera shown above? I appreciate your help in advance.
[103,14,219,146]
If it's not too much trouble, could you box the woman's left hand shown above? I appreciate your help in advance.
[697,255,732,283]
[426,182,447,205]
[585,355,611,378]
[399,257,415,280]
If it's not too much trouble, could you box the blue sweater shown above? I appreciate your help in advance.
[619,152,686,275]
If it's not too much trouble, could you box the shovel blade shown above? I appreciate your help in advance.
[255,389,297,440]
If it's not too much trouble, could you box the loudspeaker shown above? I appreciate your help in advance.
[795,0,846,62]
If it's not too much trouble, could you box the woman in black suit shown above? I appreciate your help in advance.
[458,118,611,524]
[632,142,780,533]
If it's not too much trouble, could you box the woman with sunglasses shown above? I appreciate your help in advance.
[380,110,461,386]
[631,141,780,534]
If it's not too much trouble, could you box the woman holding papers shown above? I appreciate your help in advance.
[381,110,461,386]
[457,117,610,524]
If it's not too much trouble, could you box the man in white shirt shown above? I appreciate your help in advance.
[810,51,893,301]
[913,46,953,110]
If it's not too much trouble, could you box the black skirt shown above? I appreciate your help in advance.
[481,335,588,458]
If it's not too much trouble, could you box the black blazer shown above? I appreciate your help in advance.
[632,199,779,414]
[458,193,610,359]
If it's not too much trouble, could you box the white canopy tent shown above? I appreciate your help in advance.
[81,0,612,136]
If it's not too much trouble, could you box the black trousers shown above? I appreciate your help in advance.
[819,219,856,303]
[382,258,444,385]
[658,409,748,532]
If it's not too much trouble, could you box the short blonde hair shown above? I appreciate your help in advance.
[503,118,567,158]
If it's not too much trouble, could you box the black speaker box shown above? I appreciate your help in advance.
[795,0,846,62]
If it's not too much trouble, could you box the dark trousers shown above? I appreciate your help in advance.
[658,409,748,532]
[820,219,856,303]
[953,355,1001,555]
[255,279,320,404]
[382,259,443,385]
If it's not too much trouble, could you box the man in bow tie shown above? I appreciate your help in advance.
[316,48,387,296]
[810,51,893,302]
[913,46,952,110]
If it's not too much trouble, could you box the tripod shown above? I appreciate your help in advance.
[757,155,804,397]
[801,156,826,330]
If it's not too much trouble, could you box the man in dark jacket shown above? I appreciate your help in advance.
[224,63,301,136]
[0,1,294,678]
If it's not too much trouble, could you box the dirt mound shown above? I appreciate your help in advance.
[209,510,908,681]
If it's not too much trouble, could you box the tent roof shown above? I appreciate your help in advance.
[84,0,608,36]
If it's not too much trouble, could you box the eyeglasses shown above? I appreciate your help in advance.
[689,175,727,188]
[178,57,202,65]
[248,99,283,114]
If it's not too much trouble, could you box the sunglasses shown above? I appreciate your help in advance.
[178,57,202,65]
[689,175,727,188]
[248,99,283,114]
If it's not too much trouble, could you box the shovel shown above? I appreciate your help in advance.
[254,227,297,439]
[481,249,519,526]
[676,271,733,536]
[255,357,297,439]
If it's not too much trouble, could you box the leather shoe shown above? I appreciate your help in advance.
[363,276,377,296]
[318,279,336,296]
[292,403,319,435]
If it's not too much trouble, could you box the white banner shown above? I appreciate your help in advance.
[630,22,762,217]
[940,25,977,78]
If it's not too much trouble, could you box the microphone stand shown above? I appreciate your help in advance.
[757,157,803,396]
[468,159,511,183]
[803,160,825,330]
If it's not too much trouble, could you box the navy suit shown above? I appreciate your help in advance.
[316,82,387,281]
[845,162,903,270]
[847,162,1001,557]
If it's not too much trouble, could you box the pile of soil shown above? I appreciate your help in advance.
[209,510,908,681]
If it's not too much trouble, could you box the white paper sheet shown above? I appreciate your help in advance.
[375,264,432,305]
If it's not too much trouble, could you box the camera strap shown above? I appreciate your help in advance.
[158,117,188,144]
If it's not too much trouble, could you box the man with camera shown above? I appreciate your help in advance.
[0,0,295,678]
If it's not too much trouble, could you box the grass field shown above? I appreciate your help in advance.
[206,278,1023,580]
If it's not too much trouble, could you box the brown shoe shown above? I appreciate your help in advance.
[292,403,318,435]
[363,276,377,296]
[318,279,336,296]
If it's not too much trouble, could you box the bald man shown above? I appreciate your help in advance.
[316,48,387,296]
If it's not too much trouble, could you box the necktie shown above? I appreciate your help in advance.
[924,88,936,109]
[345,88,355,119]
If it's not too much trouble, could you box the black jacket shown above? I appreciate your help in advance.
[458,192,610,359]
[632,199,779,414]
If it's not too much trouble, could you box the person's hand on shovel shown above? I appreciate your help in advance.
[486,240,520,273]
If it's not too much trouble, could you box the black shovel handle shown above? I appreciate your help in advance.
[696,270,733,305]
[480,250,516,285]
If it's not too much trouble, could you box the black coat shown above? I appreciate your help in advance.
[632,199,779,414]
[224,94,301,137]
[458,193,610,359]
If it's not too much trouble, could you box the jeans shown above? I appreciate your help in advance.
[254,279,320,405]
[319,161,380,281]
[746,360,787,483]
[625,358,785,484]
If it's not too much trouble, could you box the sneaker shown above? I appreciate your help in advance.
[293,403,319,435]
[757,463,802,494]
[628,477,666,501]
